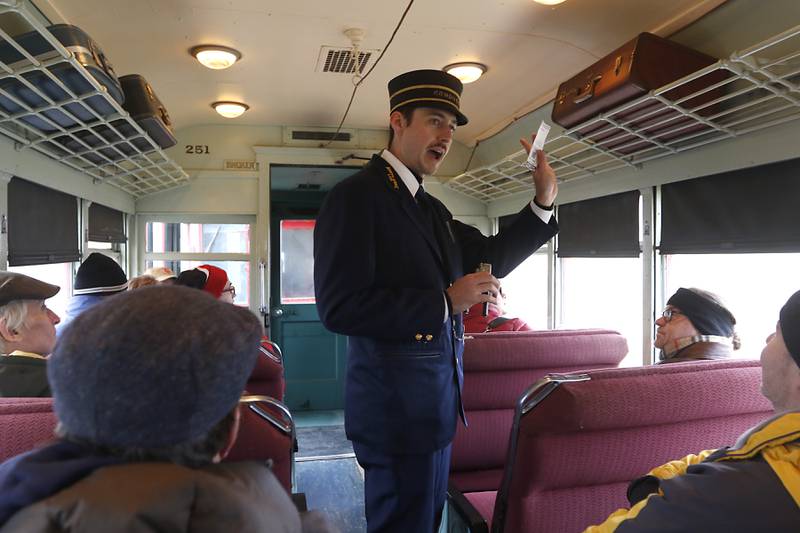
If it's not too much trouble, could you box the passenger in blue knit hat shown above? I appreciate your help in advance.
[586,290,800,532]
[57,252,127,334]
[654,287,740,363]
[0,286,336,532]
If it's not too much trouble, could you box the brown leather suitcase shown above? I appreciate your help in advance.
[551,33,726,155]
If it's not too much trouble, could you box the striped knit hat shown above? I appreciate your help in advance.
[73,253,127,295]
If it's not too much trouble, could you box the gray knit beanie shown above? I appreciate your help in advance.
[49,285,262,448]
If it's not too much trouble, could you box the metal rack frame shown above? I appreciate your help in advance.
[0,0,188,197]
[447,24,800,203]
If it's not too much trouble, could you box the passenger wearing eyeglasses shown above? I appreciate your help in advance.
[175,264,236,304]
[655,287,739,363]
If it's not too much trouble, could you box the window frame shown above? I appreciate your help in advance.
[137,214,256,311]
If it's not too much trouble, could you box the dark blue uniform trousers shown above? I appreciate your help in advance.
[353,441,452,533]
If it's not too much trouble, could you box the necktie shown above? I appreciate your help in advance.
[415,187,435,232]
[415,187,456,285]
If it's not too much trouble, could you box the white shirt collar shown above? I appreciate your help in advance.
[380,149,420,198]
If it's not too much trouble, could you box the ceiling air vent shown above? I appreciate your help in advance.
[291,130,351,142]
[316,46,378,74]
[283,126,357,146]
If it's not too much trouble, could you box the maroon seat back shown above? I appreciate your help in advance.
[495,359,772,533]
[225,395,294,493]
[246,339,285,401]
[451,329,628,493]
[0,398,58,462]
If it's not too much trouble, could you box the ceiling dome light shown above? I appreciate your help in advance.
[191,45,242,70]
[444,62,487,84]
[212,101,249,118]
[533,0,567,5]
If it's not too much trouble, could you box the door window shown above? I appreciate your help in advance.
[280,220,315,304]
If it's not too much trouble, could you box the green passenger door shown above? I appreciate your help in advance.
[269,216,347,411]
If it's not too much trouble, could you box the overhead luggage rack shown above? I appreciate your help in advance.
[447,24,800,203]
[0,0,188,197]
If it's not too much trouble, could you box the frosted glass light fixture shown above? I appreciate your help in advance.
[444,62,487,84]
[191,45,242,70]
[212,101,249,118]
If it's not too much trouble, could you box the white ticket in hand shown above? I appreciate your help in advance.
[524,121,551,171]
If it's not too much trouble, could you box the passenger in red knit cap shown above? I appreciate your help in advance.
[176,265,236,304]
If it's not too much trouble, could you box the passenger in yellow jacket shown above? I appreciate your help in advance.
[585,290,800,532]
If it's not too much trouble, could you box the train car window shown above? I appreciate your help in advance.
[556,191,643,366]
[663,253,800,360]
[559,256,643,367]
[142,218,253,307]
[660,158,800,359]
[500,250,549,329]
[7,262,74,319]
[145,223,250,254]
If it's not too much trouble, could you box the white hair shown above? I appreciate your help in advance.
[0,300,33,352]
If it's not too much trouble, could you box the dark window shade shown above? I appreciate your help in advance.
[660,158,800,254]
[557,191,641,258]
[8,177,80,266]
[88,203,126,243]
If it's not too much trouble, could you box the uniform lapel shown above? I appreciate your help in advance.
[426,196,460,284]
[380,160,446,270]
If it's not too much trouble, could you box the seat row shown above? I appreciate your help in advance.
[0,339,294,492]
[448,329,770,532]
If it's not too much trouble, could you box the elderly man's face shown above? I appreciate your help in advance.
[760,323,800,412]
[653,305,699,350]
[19,300,60,355]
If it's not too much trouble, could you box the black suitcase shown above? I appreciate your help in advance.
[0,24,123,133]
[119,74,176,149]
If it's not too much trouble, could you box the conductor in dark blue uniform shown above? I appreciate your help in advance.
[314,69,559,532]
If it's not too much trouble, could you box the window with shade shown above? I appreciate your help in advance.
[659,157,800,360]
[557,191,643,367]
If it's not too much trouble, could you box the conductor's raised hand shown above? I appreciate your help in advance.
[520,135,558,208]
[446,272,500,314]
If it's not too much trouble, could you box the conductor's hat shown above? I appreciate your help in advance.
[388,69,468,126]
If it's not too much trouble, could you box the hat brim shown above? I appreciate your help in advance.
[0,275,60,307]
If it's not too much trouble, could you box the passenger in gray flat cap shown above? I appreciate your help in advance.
[0,271,60,397]
[0,285,337,532]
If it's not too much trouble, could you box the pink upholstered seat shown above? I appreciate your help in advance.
[246,338,285,401]
[0,398,58,462]
[451,329,628,493]
[225,395,295,493]
[489,359,772,533]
